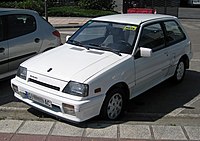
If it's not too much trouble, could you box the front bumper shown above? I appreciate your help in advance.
[11,78,105,122]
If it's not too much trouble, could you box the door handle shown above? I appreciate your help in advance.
[34,38,40,43]
[0,48,5,53]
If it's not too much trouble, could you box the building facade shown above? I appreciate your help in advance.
[114,0,180,16]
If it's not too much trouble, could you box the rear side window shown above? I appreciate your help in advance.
[7,14,36,39]
[0,17,3,41]
[138,23,165,52]
[164,21,186,45]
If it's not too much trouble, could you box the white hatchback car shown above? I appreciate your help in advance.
[11,14,192,122]
[0,8,61,79]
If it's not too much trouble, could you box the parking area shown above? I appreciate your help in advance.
[0,18,200,126]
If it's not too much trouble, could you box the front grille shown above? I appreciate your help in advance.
[29,78,60,91]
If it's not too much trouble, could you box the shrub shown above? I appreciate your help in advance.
[78,0,116,10]
[0,0,44,15]
[0,1,118,17]
[48,6,118,17]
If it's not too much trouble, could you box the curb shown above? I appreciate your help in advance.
[54,24,82,29]
[1,106,200,120]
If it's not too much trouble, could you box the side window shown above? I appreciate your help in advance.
[164,21,186,45]
[138,23,165,52]
[0,17,3,41]
[7,14,36,39]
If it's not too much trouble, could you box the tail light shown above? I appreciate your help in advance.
[53,30,62,45]
[52,30,61,38]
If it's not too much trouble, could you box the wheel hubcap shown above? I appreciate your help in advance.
[107,93,123,119]
[177,62,185,80]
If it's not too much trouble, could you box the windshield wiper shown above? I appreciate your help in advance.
[68,39,89,50]
[88,43,122,56]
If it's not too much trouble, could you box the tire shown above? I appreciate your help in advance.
[172,59,186,83]
[100,88,126,120]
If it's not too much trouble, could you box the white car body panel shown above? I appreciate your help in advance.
[22,44,128,83]
[12,77,105,122]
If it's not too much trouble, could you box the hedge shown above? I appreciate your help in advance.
[48,6,118,17]
[0,1,118,17]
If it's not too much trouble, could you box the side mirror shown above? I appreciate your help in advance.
[66,35,71,42]
[140,47,152,57]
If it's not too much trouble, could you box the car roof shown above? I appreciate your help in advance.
[0,8,37,15]
[92,14,177,25]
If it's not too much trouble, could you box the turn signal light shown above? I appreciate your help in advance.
[62,103,75,116]
[12,84,19,93]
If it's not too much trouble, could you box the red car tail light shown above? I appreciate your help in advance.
[52,30,61,38]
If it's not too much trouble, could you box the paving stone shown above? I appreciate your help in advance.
[47,136,82,141]
[82,137,116,141]
[0,120,23,133]
[0,133,13,141]
[184,126,200,140]
[51,122,84,137]
[119,139,147,141]
[120,124,151,140]
[85,123,117,139]
[17,121,54,135]
[10,134,46,141]
[153,125,187,140]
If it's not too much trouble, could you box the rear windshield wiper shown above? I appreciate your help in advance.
[88,43,122,56]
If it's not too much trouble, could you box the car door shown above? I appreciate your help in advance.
[133,22,171,95]
[0,16,9,77]
[6,14,42,72]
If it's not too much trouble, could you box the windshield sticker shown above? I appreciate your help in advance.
[123,26,137,31]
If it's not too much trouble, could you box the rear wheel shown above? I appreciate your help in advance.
[172,59,186,83]
[100,88,126,120]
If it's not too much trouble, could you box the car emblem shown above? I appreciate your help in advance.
[30,75,37,79]
[47,68,52,72]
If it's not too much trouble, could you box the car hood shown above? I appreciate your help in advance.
[22,44,127,82]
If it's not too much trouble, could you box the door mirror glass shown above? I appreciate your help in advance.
[140,47,152,57]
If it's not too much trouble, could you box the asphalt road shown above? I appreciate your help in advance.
[0,19,200,125]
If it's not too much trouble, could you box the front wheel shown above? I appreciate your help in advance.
[100,88,126,120]
[172,60,186,83]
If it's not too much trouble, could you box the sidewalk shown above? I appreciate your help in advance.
[48,17,91,28]
[0,119,200,141]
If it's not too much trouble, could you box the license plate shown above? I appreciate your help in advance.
[25,91,52,108]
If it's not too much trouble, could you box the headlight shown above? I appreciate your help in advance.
[16,66,27,80]
[62,81,89,97]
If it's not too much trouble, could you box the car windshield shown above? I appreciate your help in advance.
[67,20,138,55]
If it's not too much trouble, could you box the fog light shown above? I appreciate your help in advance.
[12,84,18,93]
[62,103,75,115]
